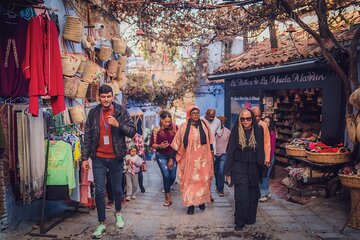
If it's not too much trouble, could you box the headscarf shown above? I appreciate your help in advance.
[224,108,265,175]
[183,106,207,149]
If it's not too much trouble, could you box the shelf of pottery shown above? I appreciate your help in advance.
[263,89,323,164]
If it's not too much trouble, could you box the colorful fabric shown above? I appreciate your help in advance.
[0,19,29,97]
[132,133,145,157]
[46,140,75,189]
[259,120,271,164]
[171,106,214,207]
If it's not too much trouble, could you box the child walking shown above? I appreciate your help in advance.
[124,145,143,201]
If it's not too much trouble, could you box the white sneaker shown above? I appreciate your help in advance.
[125,196,131,201]
[258,196,268,202]
[266,193,272,198]
[131,195,136,199]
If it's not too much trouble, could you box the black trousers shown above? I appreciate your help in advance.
[232,167,260,226]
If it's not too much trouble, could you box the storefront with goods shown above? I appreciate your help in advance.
[209,27,360,230]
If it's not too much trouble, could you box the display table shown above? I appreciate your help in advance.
[285,155,346,198]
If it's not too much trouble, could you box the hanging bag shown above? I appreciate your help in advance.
[119,55,127,72]
[75,81,89,99]
[61,39,81,76]
[68,100,86,124]
[82,60,100,83]
[63,77,80,98]
[98,45,112,61]
[349,87,360,110]
[63,15,84,43]
[107,60,118,77]
[346,112,359,144]
[86,82,100,102]
[112,36,127,54]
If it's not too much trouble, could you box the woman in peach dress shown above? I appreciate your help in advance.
[171,106,214,215]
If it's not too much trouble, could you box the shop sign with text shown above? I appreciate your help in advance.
[230,71,326,87]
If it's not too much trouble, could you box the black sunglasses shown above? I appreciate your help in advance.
[240,117,252,122]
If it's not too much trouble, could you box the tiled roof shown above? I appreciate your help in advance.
[216,13,360,74]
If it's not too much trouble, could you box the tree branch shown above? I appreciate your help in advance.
[349,27,360,90]
[315,0,347,53]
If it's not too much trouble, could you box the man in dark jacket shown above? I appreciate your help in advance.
[82,85,136,239]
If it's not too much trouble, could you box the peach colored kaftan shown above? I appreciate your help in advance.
[171,120,214,207]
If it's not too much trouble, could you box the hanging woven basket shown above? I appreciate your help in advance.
[119,56,127,72]
[86,82,100,102]
[68,101,85,124]
[112,37,127,54]
[107,60,118,77]
[98,45,113,61]
[82,60,100,83]
[76,81,89,99]
[63,16,84,43]
[76,54,88,74]
[107,80,120,95]
[61,53,81,76]
[63,77,80,98]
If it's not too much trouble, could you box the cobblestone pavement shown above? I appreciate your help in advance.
[3,161,360,239]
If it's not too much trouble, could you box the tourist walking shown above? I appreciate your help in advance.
[150,110,178,206]
[202,108,221,202]
[224,108,265,231]
[124,145,143,201]
[171,106,214,215]
[82,85,136,239]
[259,116,276,202]
[214,116,231,197]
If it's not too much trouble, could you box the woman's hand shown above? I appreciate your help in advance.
[160,141,169,149]
[168,158,173,170]
[225,175,231,185]
[264,161,270,167]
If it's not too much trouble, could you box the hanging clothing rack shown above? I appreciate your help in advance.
[28,120,89,238]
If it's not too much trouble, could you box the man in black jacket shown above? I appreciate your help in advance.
[82,85,136,239]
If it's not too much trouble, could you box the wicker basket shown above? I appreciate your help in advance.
[98,45,112,61]
[61,53,81,76]
[63,77,80,98]
[68,101,85,124]
[107,80,120,95]
[305,150,351,164]
[82,60,100,83]
[75,81,89,99]
[119,56,127,72]
[63,16,84,43]
[285,146,307,157]
[76,54,88,74]
[339,174,360,230]
[107,60,118,77]
[339,174,360,189]
[112,37,127,54]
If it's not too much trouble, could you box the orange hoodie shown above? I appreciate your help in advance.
[258,120,271,163]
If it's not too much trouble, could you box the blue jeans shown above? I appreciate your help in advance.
[259,155,275,197]
[214,154,226,193]
[156,153,177,193]
[93,156,123,222]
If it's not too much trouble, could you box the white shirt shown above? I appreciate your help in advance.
[201,116,221,155]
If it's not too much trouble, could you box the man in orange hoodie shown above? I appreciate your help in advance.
[251,106,271,167]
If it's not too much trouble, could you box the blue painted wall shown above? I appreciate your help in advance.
[195,83,225,116]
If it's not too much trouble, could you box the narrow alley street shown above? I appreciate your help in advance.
[2,161,359,240]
